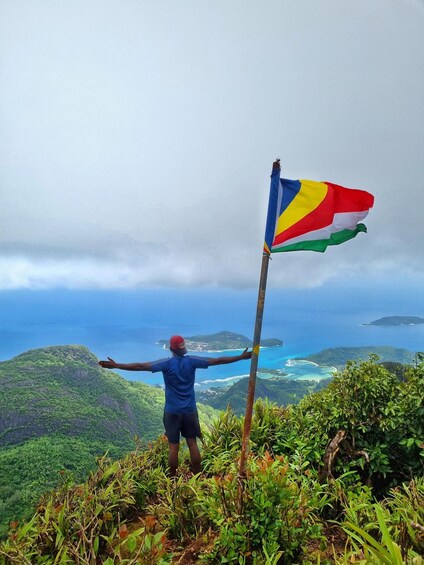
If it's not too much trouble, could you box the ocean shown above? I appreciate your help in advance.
[1,283,423,391]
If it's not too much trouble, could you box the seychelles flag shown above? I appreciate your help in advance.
[264,168,374,254]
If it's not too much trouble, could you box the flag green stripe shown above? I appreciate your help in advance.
[272,224,367,253]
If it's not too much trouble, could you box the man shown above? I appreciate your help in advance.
[98,335,252,476]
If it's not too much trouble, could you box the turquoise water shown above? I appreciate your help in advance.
[1,285,423,390]
[194,358,336,391]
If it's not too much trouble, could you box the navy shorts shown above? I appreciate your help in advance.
[163,411,202,444]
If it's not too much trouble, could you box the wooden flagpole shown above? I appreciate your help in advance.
[237,159,281,512]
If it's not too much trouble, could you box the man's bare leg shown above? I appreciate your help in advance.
[168,442,179,477]
[186,437,201,474]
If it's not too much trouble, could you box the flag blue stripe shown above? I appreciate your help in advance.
[280,179,301,214]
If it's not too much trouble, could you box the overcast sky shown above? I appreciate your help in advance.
[1,0,423,291]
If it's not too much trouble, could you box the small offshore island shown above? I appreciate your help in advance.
[364,316,424,326]
[157,330,283,351]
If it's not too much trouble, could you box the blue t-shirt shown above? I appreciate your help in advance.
[150,355,209,413]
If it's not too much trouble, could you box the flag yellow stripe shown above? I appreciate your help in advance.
[275,180,328,236]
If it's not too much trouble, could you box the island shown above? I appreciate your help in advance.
[301,345,416,370]
[365,316,424,326]
[157,331,283,351]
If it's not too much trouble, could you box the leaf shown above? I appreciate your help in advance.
[144,534,151,551]
[59,547,71,564]
[55,529,64,549]
[343,521,392,564]
[145,515,157,530]
[375,504,403,562]
[17,516,37,539]
[95,503,104,516]
[127,534,137,553]
[119,524,129,539]
[153,531,166,545]
[101,461,120,483]
[130,527,145,537]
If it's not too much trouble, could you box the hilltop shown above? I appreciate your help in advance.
[1,355,423,563]
[0,345,216,537]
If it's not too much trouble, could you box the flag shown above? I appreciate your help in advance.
[264,170,374,254]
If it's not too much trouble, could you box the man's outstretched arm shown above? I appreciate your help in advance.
[98,357,153,371]
[207,348,252,366]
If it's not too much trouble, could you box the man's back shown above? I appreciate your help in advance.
[151,355,209,413]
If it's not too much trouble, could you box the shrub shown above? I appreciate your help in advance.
[201,451,324,563]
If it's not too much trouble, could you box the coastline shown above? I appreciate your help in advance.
[157,345,277,354]
[186,346,279,354]
[194,359,337,391]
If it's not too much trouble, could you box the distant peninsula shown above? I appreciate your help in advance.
[302,345,416,370]
[157,331,283,351]
[365,316,424,326]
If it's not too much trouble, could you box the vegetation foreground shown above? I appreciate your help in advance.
[1,356,423,564]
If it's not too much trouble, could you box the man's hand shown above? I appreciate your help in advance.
[240,348,252,360]
[98,357,118,369]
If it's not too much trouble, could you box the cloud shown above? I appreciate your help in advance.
[1,0,423,290]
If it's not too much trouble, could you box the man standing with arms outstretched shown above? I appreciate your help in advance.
[99,335,252,476]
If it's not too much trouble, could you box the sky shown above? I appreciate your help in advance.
[1,0,424,291]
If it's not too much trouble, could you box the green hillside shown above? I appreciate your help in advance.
[197,344,421,415]
[197,376,331,415]
[0,346,216,537]
[0,345,166,448]
[1,355,423,563]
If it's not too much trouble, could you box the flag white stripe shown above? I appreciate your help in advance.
[272,210,369,250]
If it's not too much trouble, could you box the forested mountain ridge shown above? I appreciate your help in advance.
[0,345,217,537]
[0,345,216,447]
[0,345,165,447]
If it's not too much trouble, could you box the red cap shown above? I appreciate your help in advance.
[169,335,185,351]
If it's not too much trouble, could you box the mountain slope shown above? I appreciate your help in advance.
[0,345,216,536]
[197,376,331,415]
[0,345,166,447]
[1,354,423,563]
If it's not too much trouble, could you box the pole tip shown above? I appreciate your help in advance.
[272,158,281,170]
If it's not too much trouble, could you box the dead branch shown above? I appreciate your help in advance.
[319,430,347,482]
[410,521,424,534]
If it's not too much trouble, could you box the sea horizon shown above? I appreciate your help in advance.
[1,284,423,389]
